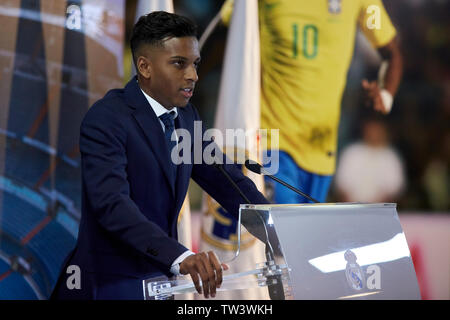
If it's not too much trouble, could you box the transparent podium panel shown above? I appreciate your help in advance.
[143,203,421,300]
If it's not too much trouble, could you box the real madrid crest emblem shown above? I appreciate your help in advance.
[328,0,342,14]
[344,250,365,291]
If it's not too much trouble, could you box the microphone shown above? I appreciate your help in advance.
[245,159,320,204]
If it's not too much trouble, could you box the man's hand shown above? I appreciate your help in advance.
[179,251,229,298]
[361,79,391,114]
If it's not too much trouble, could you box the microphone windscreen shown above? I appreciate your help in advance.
[244,159,262,174]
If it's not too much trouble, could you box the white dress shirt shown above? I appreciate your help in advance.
[140,88,195,275]
[140,89,178,131]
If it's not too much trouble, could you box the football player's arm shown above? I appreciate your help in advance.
[362,37,403,114]
[377,37,403,98]
[359,0,403,114]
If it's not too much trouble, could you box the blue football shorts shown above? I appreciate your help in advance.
[262,150,333,204]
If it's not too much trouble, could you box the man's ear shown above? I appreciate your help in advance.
[137,55,152,79]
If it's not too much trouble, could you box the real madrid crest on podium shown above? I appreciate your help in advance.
[344,250,365,291]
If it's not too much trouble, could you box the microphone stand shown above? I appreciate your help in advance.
[213,163,275,261]
[245,160,320,204]
[262,168,319,203]
[213,162,285,300]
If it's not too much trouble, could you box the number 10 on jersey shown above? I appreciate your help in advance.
[293,23,318,59]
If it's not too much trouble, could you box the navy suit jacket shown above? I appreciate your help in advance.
[51,77,269,299]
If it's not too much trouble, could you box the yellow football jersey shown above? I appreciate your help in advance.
[222,0,397,175]
[259,0,396,175]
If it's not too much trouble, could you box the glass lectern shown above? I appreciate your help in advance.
[143,203,421,300]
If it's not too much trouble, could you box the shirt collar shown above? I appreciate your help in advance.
[140,88,178,119]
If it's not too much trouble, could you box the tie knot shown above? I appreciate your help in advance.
[159,111,175,129]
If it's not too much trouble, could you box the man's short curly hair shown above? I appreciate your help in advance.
[130,11,198,68]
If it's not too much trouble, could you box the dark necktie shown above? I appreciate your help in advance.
[159,111,177,184]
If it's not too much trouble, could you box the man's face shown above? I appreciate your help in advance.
[137,36,200,109]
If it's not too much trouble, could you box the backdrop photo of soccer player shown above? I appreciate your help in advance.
[218,0,403,204]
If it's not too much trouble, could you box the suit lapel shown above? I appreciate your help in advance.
[124,78,176,196]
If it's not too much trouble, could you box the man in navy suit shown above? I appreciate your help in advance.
[51,11,269,300]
